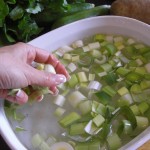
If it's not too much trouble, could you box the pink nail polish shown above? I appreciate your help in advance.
[53,89,59,96]
[16,89,24,99]
[16,90,28,104]
[37,95,44,102]
[55,75,66,85]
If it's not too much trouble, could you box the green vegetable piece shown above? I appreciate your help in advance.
[39,141,50,150]
[135,67,147,75]
[3,24,16,43]
[117,99,130,107]
[122,120,132,135]
[101,63,112,72]
[75,143,88,150]
[130,84,142,94]
[67,3,95,14]
[99,122,111,142]
[120,106,137,129]
[140,80,150,90]
[122,45,137,59]
[130,104,140,116]
[32,133,44,148]
[68,74,78,88]
[94,34,105,42]
[52,5,110,29]
[95,91,111,105]
[18,15,42,42]
[126,72,142,82]
[138,102,149,114]
[59,112,81,127]
[105,43,117,55]
[143,51,150,61]
[0,0,9,27]
[103,72,118,85]
[116,67,130,76]
[78,100,92,115]
[139,47,150,54]
[15,126,26,132]
[26,3,43,14]
[91,64,104,74]
[145,108,150,121]
[69,123,86,135]
[7,0,16,4]
[78,54,94,67]
[88,141,100,150]
[93,114,105,127]
[117,87,129,96]
[136,116,149,129]
[102,85,117,97]
[9,5,24,21]
[96,103,106,116]
[107,133,121,150]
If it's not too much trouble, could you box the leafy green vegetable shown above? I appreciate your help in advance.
[6,0,16,4]
[0,0,110,44]
[18,15,42,41]
[0,0,9,27]
[26,3,43,14]
[9,5,24,21]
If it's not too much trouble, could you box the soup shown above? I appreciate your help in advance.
[5,33,150,150]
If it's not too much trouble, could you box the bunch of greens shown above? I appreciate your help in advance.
[0,0,95,45]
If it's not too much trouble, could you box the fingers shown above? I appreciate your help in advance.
[27,44,70,80]
[0,89,28,105]
[49,86,59,96]
[29,68,67,88]
[55,61,70,80]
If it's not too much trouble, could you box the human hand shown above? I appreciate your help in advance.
[0,42,70,104]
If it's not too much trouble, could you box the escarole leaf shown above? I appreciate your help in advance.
[26,3,44,14]
[3,24,16,42]
[0,0,9,27]
[9,5,24,21]
[18,15,43,42]
[121,106,137,129]
[0,0,97,44]
[6,0,16,4]
[47,0,70,13]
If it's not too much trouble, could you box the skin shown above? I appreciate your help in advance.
[0,42,70,104]
[110,0,150,24]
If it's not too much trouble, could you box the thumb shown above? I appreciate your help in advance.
[29,69,67,88]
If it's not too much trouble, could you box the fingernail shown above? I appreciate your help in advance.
[16,89,24,99]
[16,90,27,104]
[67,75,71,81]
[55,75,66,85]
[37,95,44,102]
[53,89,59,96]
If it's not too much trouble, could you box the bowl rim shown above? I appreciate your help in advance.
[0,15,150,150]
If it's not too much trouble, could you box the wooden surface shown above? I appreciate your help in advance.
[138,140,150,150]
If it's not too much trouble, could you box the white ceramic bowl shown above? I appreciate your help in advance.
[0,16,150,150]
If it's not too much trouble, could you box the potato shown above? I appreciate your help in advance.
[110,0,150,24]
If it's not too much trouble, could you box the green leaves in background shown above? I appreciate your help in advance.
[26,3,43,14]
[0,0,101,44]
[9,6,24,21]
[0,0,9,27]
[6,0,16,4]
[18,15,43,42]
